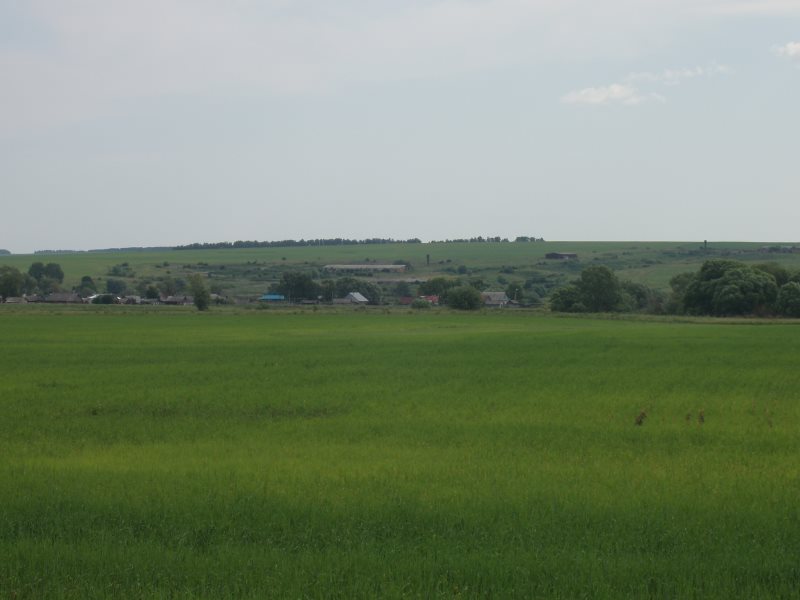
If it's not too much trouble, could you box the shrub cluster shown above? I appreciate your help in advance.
[670,260,800,317]
[549,260,800,317]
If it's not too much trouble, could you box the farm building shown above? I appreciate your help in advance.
[45,293,83,303]
[2,297,27,304]
[333,292,369,305]
[545,252,578,260]
[259,294,286,302]
[323,264,407,273]
[162,295,194,305]
[346,292,369,304]
[481,292,510,307]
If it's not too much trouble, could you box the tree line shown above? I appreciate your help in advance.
[549,260,800,317]
[0,262,65,298]
[175,236,546,250]
[428,236,545,243]
[175,238,422,251]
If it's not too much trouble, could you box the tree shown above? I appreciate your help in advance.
[418,277,459,297]
[106,278,127,295]
[188,274,211,311]
[549,285,584,313]
[446,286,482,310]
[681,260,778,316]
[333,277,382,304]
[320,279,336,302]
[28,262,46,281]
[28,262,64,289]
[777,282,800,317]
[393,281,412,297]
[619,280,664,314]
[467,277,486,290]
[547,266,657,313]
[506,281,524,303]
[37,277,61,294]
[355,281,382,305]
[710,268,777,316]
[682,260,742,315]
[575,265,621,312]
[0,266,25,298]
[666,272,696,314]
[77,275,96,296]
[754,263,790,287]
[145,285,161,299]
[44,263,64,283]
[277,271,319,302]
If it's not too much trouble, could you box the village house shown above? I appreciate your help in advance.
[481,292,510,307]
[333,292,369,305]
[45,292,83,303]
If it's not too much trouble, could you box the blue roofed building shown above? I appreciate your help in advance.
[259,293,286,302]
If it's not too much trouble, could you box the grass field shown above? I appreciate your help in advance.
[2,307,800,598]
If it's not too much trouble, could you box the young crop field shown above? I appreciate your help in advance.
[1,307,799,598]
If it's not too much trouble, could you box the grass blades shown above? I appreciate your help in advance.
[1,310,799,597]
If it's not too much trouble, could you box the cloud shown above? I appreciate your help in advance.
[701,1,800,16]
[627,62,733,85]
[773,42,800,61]
[561,84,646,105]
[563,61,731,106]
[0,1,573,133]
[0,0,788,133]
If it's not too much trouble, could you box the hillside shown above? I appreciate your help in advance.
[2,241,799,301]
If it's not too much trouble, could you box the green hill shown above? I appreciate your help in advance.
[2,241,799,300]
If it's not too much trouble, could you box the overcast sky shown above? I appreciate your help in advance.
[1,0,798,253]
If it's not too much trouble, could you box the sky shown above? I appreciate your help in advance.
[1,0,798,254]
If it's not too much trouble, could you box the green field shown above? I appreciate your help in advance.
[3,240,800,299]
[2,307,800,598]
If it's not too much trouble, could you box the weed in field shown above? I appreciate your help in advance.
[635,410,647,425]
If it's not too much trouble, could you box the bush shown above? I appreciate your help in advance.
[410,299,431,309]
